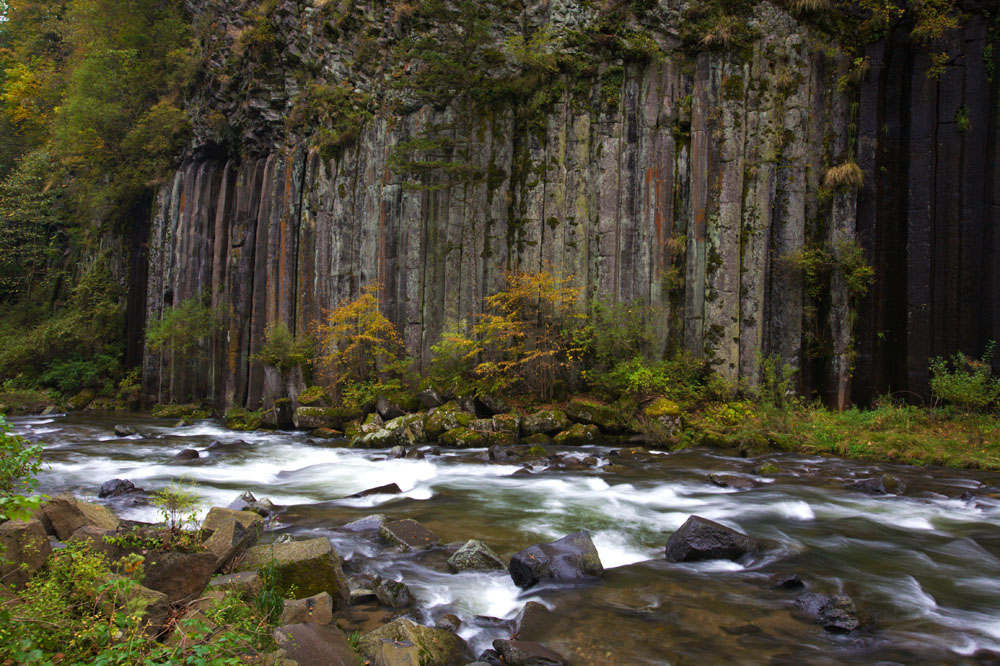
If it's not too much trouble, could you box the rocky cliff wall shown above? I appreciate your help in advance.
[140,1,999,409]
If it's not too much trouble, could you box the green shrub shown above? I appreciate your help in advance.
[151,479,200,534]
[429,320,477,395]
[253,321,313,372]
[929,342,1000,412]
[0,415,44,521]
[587,354,712,404]
[38,353,120,394]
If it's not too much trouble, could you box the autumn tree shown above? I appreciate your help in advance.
[315,285,411,399]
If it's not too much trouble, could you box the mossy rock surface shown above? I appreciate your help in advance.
[424,401,474,440]
[351,428,398,449]
[225,407,262,431]
[439,426,487,448]
[358,618,466,665]
[522,433,552,447]
[644,397,681,418]
[522,409,571,436]
[153,403,209,419]
[293,406,342,430]
[240,538,350,608]
[66,389,96,411]
[492,412,522,436]
[553,423,600,446]
[566,397,626,431]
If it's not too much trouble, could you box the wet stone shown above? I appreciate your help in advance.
[492,639,566,666]
[373,576,413,608]
[379,519,442,552]
[342,514,386,531]
[508,531,604,589]
[664,515,770,563]
[114,424,136,437]
[172,448,200,462]
[99,478,142,498]
[447,539,506,572]
[794,593,861,633]
[708,474,760,490]
[348,483,402,498]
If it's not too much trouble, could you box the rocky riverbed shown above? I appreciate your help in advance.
[6,412,1000,664]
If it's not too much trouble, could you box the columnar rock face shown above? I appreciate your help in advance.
[141,1,999,409]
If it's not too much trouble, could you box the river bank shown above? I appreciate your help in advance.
[4,411,1000,663]
[4,387,999,472]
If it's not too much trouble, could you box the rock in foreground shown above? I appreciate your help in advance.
[664,515,770,563]
[508,531,603,589]
[358,617,466,666]
[240,538,350,607]
[448,539,506,572]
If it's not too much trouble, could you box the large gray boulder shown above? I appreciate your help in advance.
[664,515,770,563]
[201,507,264,569]
[40,494,120,539]
[379,519,441,552]
[240,538,351,608]
[0,519,51,588]
[274,623,359,666]
[521,410,571,436]
[508,531,603,589]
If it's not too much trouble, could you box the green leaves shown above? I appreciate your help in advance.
[0,414,43,520]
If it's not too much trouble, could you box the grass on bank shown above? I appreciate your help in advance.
[688,399,1000,470]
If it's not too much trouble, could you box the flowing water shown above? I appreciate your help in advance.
[10,413,1000,665]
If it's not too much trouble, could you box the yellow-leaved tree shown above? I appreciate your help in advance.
[471,271,583,401]
[314,285,410,406]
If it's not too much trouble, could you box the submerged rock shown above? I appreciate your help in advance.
[508,531,603,589]
[707,474,760,490]
[447,539,506,572]
[347,483,402,498]
[492,639,565,666]
[850,473,905,495]
[172,448,200,462]
[379,519,441,552]
[794,593,861,632]
[664,515,770,563]
[114,424,136,437]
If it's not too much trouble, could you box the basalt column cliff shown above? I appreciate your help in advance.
[139,0,999,410]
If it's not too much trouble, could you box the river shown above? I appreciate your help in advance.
[10,412,1000,665]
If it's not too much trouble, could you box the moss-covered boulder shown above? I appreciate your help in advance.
[67,388,96,411]
[423,401,474,440]
[439,427,487,448]
[358,618,467,666]
[239,538,350,608]
[351,428,398,449]
[152,403,210,419]
[296,385,331,408]
[492,412,522,437]
[383,413,427,445]
[224,407,262,431]
[522,433,552,447]
[522,409,570,436]
[293,406,342,430]
[553,423,600,446]
[644,397,681,418]
[566,397,626,431]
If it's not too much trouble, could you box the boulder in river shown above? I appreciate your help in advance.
[794,593,861,632]
[492,639,566,666]
[447,539,506,572]
[373,576,413,608]
[114,424,136,437]
[850,473,905,495]
[347,483,402,498]
[293,406,341,430]
[358,617,467,666]
[664,515,770,563]
[99,478,143,498]
[384,413,427,445]
[522,409,571,436]
[0,519,52,588]
[708,474,760,490]
[508,531,604,589]
[341,514,386,531]
[513,601,557,642]
[379,519,441,552]
[172,448,200,462]
[351,428,397,449]
[228,490,276,516]
[240,538,351,607]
